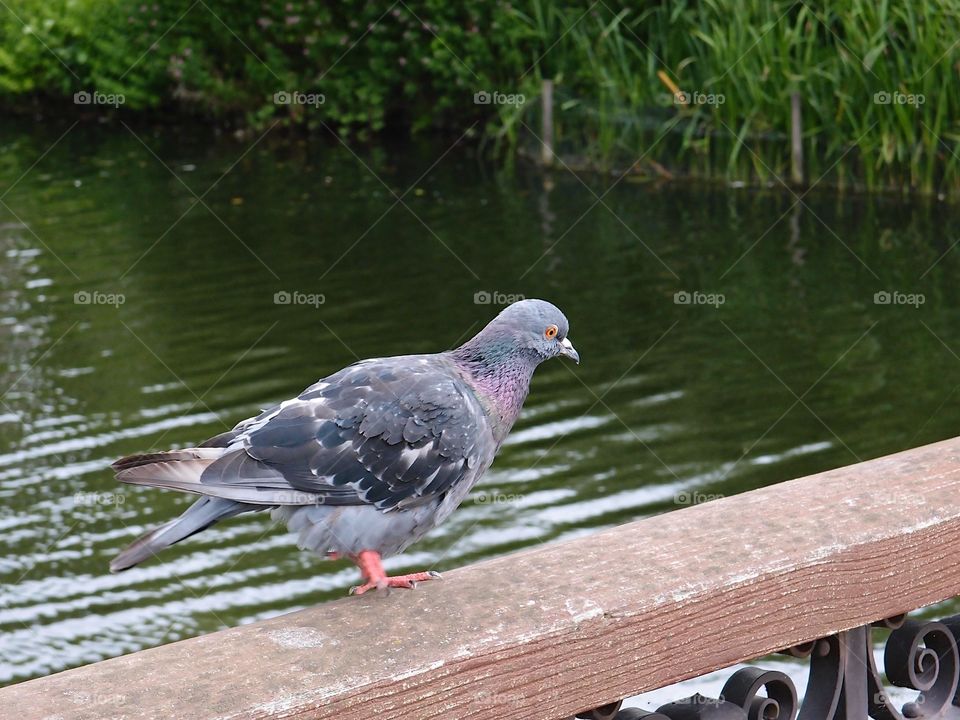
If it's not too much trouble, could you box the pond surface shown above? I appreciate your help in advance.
[1,119,960,686]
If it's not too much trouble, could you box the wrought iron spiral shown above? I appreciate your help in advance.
[577,613,960,720]
[721,668,798,720]
[868,619,960,720]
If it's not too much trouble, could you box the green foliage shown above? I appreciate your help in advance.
[503,0,960,196]
[0,0,534,131]
[0,0,958,195]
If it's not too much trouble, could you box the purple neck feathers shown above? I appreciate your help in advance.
[450,335,540,442]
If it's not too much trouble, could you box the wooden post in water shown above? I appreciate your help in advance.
[791,91,804,185]
[541,78,554,167]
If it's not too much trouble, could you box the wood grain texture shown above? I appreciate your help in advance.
[6,436,960,720]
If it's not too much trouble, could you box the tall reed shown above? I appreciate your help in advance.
[506,0,960,197]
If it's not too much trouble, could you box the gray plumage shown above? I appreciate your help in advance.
[110,299,578,574]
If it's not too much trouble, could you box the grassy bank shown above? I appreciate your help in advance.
[0,1,958,196]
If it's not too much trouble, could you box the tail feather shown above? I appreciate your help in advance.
[109,446,311,572]
[112,447,223,471]
[111,448,257,572]
[113,448,315,505]
[110,496,253,572]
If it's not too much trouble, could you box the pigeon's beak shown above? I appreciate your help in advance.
[559,337,580,364]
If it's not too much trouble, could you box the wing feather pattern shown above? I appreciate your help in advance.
[186,356,493,511]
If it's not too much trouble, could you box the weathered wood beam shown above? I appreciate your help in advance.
[6,436,960,719]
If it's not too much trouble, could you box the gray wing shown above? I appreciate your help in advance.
[195,356,493,511]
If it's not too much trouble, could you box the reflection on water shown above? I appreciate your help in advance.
[1,120,960,685]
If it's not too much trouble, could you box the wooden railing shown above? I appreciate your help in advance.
[5,436,960,719]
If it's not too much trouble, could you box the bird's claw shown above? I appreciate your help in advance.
[348,570,442,596]
[349,582,390,596]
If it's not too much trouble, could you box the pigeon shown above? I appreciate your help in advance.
[110,299,579,594]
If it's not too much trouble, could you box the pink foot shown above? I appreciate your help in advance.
[350,571,442,595]
[348,550,442,595]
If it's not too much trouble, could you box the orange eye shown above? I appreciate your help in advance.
[544,324,559,340]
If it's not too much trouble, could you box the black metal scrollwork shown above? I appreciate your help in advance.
[869,619,959,720]
[723,668,798,720]
[573,612,960,720]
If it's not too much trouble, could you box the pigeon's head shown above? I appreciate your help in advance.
[483,299,579,364]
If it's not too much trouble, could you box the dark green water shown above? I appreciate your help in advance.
[1,120,959,686]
